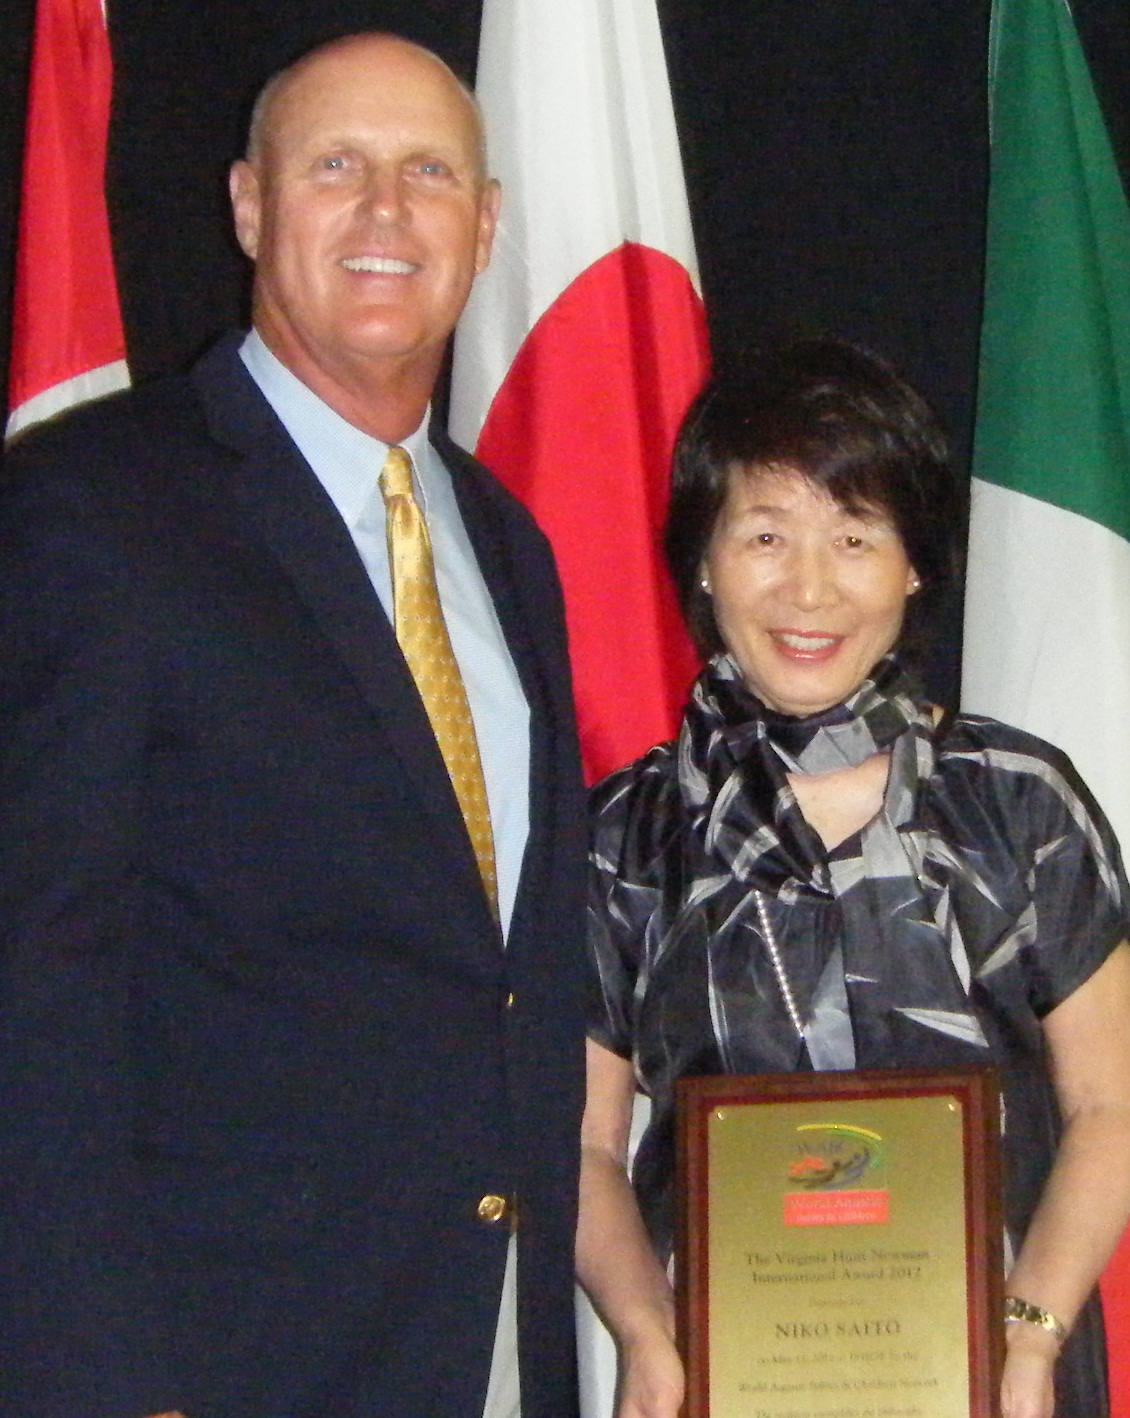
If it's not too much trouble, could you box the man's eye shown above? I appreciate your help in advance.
[843,535,865,549]
[320,155,348,171]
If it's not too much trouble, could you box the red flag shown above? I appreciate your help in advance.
[450,0,709,787]
[6,0,129,439]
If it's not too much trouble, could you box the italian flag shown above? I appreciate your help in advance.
[6,0,129,439]
[962,0,1130,852]
[960,0,1130,1405]
[449,0,709,788]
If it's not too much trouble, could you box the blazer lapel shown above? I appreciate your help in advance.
[190,339,488,905]
[437,429,563,915]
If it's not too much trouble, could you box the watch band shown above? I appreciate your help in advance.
[1004,1295,1067,1342]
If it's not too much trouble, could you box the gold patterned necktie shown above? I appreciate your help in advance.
[379,446,499,918]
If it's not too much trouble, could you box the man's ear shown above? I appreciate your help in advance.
[229,160,262,261]
[473,177,502,276]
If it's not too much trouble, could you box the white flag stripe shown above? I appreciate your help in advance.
[451,0,699,447]
[6,358,129,441]
[963,478,1130,852]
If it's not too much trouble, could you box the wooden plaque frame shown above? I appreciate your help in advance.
[675,1067,1003,1418]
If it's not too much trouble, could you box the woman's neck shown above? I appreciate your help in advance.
[786,751,892,851]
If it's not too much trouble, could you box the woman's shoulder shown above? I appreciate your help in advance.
[938,711,1073,764]
[932,711,1117,850]
[936,711,1087,793]
[588,739,686,864]
[937,712,1129,1015]
[590,739,680,817]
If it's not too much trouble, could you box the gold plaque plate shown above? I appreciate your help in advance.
[676,1069,1002,1418]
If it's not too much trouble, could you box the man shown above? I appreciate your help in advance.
[0,34,585,1418]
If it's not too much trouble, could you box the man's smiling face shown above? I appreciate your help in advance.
[230,34,499,404]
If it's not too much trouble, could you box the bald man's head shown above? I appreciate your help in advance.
[245,35,488,183]
[228,32,500,435]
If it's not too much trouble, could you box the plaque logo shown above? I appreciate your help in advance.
[783,1123,889,1226]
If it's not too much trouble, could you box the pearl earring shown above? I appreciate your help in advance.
[700,578,711,594]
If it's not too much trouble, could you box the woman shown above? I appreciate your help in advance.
[577,338,1130,1418]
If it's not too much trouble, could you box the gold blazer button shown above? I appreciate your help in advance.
[476,1193,509,1224]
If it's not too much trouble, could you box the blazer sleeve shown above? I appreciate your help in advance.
[0,446,177,1415]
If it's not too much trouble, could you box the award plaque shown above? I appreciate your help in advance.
[676,1068,1003,1418]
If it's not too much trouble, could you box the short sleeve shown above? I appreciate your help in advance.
[1022,748,1130,1016]
[585,746,681,1059]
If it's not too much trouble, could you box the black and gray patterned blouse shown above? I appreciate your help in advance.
[588,670,1129,1416]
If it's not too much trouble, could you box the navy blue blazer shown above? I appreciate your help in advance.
[0,335,587,1418]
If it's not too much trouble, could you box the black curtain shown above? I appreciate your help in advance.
[2,0,1128,702]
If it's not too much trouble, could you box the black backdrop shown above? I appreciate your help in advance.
[2,0,1129,704]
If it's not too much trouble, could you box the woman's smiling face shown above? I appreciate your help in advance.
[702,465,919,717]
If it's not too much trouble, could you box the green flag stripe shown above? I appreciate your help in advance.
[973,0,1130,543]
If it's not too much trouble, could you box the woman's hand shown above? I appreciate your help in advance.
[617,1328,685,1418]
[999,1321,1059,1418]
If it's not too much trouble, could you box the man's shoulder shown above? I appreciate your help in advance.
[431,424,552,554]
[431,424,505,490]
[6,373,192,462]
[3,341,244,474]
[1,336,269,501]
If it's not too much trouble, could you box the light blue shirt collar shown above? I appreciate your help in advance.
[239,329,436,524]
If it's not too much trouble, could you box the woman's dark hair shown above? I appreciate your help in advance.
[664,337,967,662]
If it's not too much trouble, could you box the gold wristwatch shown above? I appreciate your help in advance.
[1004,1295,1067,1342]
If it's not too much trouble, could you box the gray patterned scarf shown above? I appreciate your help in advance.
[679,653,990,1071]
